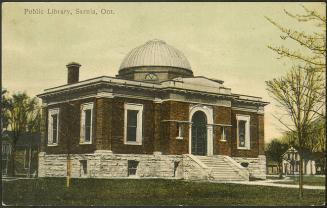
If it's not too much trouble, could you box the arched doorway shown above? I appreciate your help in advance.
[191,111,207,155]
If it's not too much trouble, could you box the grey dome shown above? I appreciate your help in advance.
[119,39,192,71]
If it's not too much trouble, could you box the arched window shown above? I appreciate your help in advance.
[145,73,158,81]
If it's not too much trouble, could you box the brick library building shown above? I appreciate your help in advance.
[38,39,268,181]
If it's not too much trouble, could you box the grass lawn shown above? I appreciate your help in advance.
[272,175,325,186]
[2,178,325,206]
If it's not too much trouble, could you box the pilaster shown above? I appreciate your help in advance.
[153,100,162,153]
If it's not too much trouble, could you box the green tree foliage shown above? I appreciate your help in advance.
[305,117,325,153]
[266,139,289,178]
[281,117,326,172]
[1,89,10,131]
[4,92,41,176]
[266,67,324,134]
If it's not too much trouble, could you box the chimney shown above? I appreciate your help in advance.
[66,62,81,84]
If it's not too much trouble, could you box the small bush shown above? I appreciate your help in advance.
[240,162,249,167]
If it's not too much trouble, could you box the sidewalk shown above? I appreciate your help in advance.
[222,180,325,190]
[2,176,37,182]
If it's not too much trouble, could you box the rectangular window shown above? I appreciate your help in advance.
[84,109,92,142]
[238,120,246,147]
[128,160,139,176]
[80,160,87,176]
[221,126,227,141]
[236,115,250,149]
[124,103,143,145]
[127,110,138,142]
[24,148,30,169]
[80,103,94,144]
[48,108,59,145]
[52,114,58,144]
[176,123,183,139]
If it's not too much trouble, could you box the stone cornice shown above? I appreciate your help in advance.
[37,76,269,107]
[232,107,265,114]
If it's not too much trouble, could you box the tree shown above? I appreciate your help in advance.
[1,89,10,131]
[266,139,289,178]
[266,5,326,116]
[282,117,326,173]
[266,5,326,72]
[5,92,41,176]
[266,66,324,198]
[305,117,325,154]
[266,5,325,198]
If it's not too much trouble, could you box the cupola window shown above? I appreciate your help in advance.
[145,73,158,81]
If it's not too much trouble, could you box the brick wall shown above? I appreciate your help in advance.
[160,101,190,155]
[44,98,97,155]
[213,106,232,155]
[43,97,160,155]
[95,98,112,150]
[231,110,264,157]
[41,96,264,158]
[257,114,265,155]
[111,97,155,154]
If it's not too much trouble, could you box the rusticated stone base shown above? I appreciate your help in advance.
[38,152,183,179]
[231,155,266,179]
[38,152,264,180]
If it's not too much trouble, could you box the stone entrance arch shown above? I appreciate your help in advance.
[189,105,213,156]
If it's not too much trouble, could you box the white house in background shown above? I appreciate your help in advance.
[282,147,316,175]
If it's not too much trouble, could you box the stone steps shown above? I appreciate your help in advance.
[196,156,248,182]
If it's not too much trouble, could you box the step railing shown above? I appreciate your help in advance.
[185,154,214,180]
[222,156,249,180]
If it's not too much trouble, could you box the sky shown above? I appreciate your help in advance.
[2,2,325,143]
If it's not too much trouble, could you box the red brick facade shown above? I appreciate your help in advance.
[213,106,232,156]
[111,97,154,154]
[43,98,97,155]
[230,110,264,157]
[160,101,190,155]
[42,97,265,158]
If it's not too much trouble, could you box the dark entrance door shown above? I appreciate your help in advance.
[191,111,207,155]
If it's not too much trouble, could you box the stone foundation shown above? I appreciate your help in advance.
[38,151,183,179]
[39,152,265,180]
[232,155,266,179]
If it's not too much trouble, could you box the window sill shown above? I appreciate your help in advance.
[220,139,227,142]
[128,175,139,178]
[80,142,92,145]
[176,137,183,140]
[47,144,58,147]
[124,142,142,145]
[237,147,251,150]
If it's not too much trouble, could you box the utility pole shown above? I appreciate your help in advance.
[66,153,71,187]
[66,101,74,188]
[28,144,32,177]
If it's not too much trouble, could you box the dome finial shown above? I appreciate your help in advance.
[146,39,166,44]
